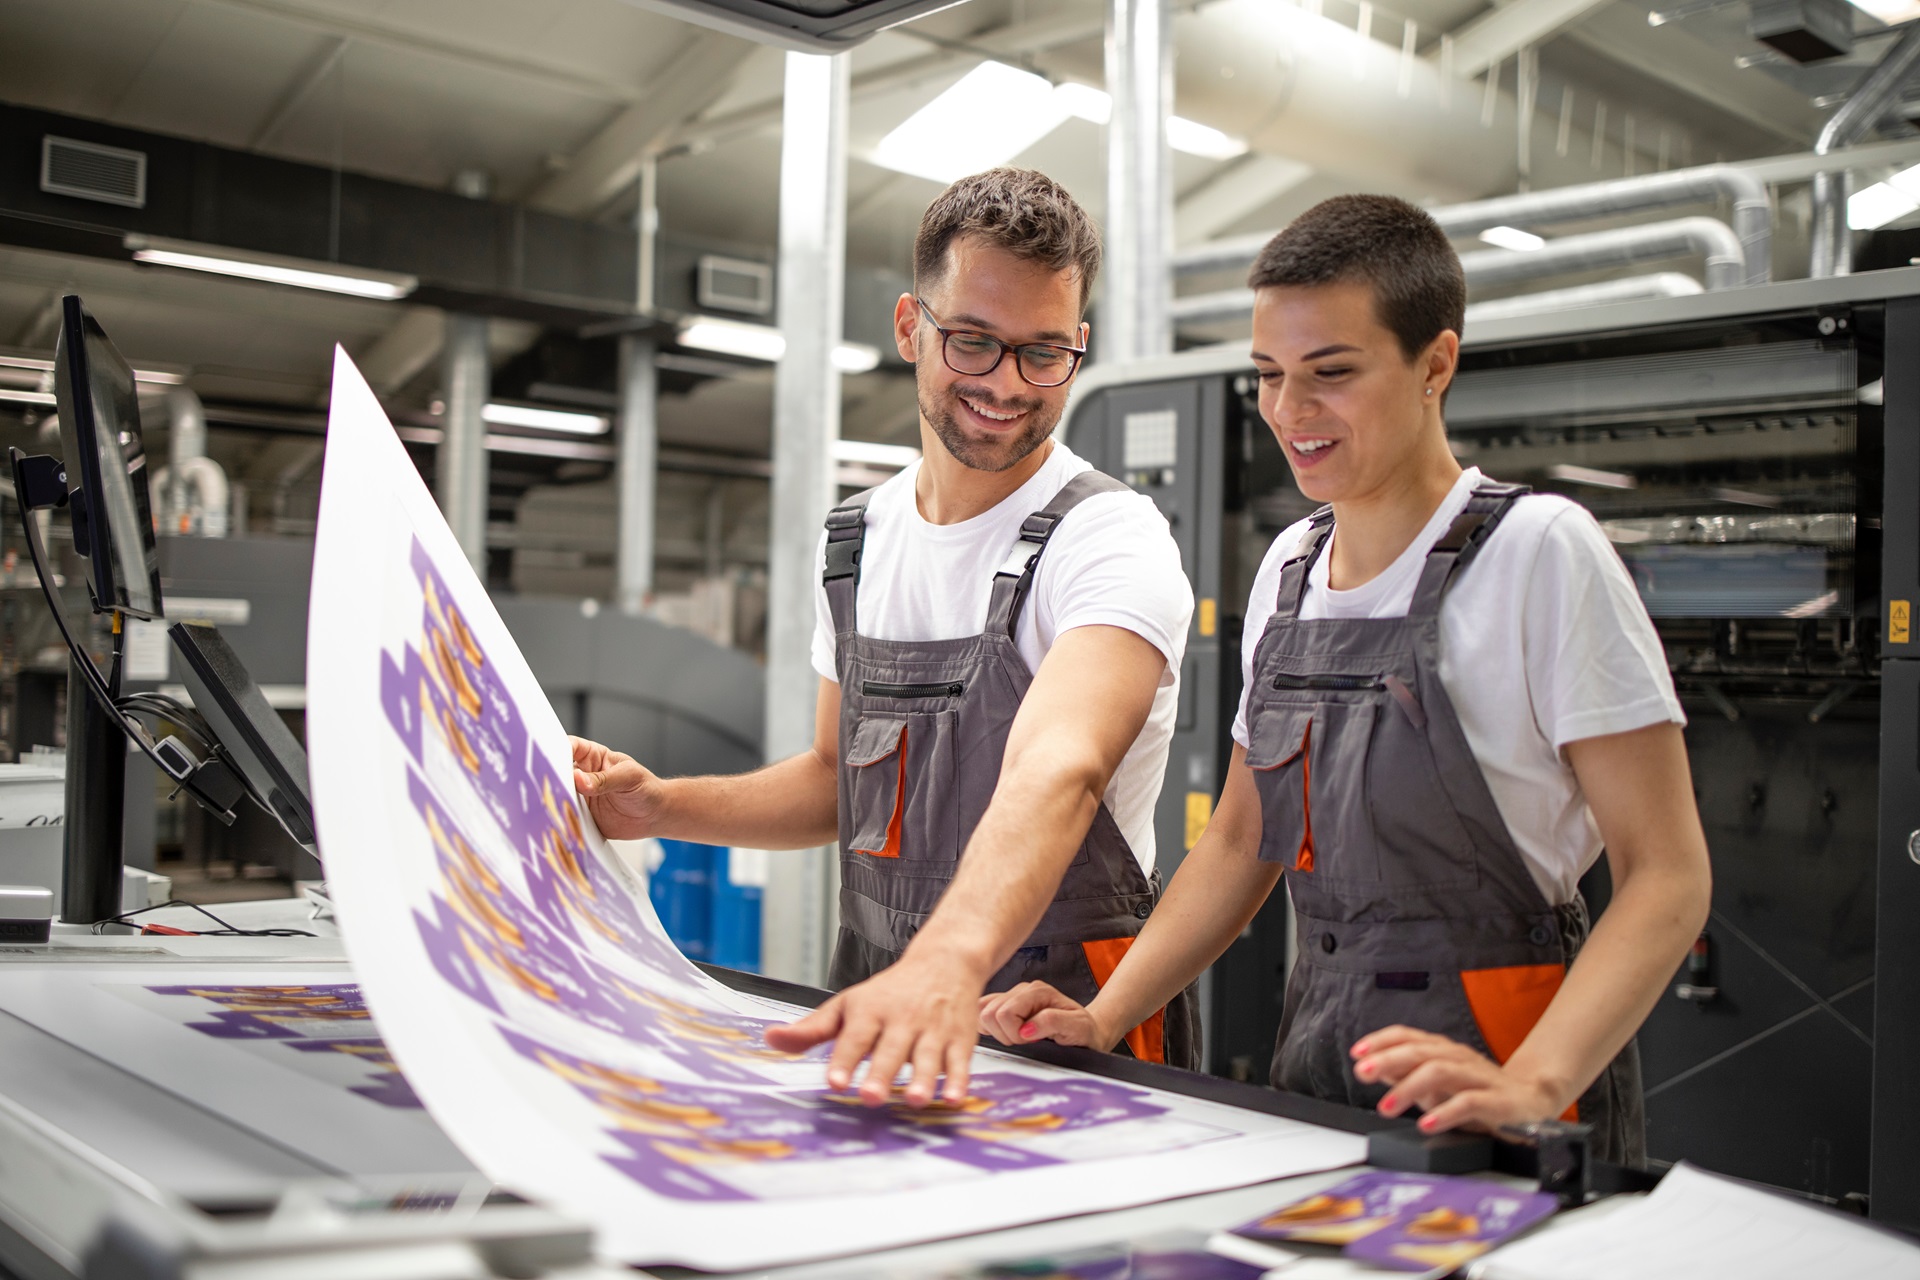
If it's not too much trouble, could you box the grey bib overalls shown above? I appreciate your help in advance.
[820,469,1200,1070]
[1243,483,1645,1165]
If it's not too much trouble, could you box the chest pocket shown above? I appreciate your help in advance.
[840,707,962,876]
[1246,677,1478,893]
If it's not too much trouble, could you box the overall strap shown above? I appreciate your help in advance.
[821,487,879,637]
[1407,481,1531,619]
[1270,506,1336,623]
[985,470,1132,638]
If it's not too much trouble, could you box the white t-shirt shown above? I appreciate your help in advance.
[1231,466,1684,904]
[812,443,1193,873]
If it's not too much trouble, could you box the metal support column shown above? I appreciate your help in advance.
[760,50,849,988]
[615,336,658,615]
[437,312,489,573]
[1103,0,1174,363]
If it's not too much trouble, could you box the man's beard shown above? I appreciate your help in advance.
[919,379,1060,473]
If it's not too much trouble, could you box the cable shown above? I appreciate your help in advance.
[89,899,315,938]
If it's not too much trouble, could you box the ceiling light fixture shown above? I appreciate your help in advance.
[875,62,1071,185]
[1547,463,1637,490]
[677,318,882,374]
[480,403,609,435]
[0,389,57,407]
[124,235,417,301]
[1480,225,1547,252]
[1848,161,1920,231]
[1843,0,1920,23]
[0,353,185,385]
[834,440,921,468]
[1055,81,1248,159]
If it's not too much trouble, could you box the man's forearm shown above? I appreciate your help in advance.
[649,750,838,849]
[900,759,1101,980]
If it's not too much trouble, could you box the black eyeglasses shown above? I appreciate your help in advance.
[914,297,1086,388]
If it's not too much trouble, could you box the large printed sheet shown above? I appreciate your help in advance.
[305,349,1364,1269]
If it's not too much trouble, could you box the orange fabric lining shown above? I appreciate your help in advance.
[1294,720,1315,873]
[1459,962,1579,1122]
[1081,937,1166,1063]
[850,726,906,858]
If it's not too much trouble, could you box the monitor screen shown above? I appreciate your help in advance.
[52,296,163,620]
[169,622,317,856]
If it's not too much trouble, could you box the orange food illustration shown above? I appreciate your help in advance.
[1405,1207,1481,1240]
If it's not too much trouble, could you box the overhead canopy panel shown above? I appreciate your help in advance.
[624,0,970,51]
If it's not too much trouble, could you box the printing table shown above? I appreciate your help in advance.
[0,898,1618,1280]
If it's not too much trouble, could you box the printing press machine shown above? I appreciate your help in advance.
[0,900,1661,1280]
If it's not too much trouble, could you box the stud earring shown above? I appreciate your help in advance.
[1425,388,1434,397]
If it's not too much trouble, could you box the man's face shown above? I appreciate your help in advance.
[1249,280,1453,505]
[896,237,1086,474]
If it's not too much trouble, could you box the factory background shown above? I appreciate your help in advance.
[1,0,1918,1223]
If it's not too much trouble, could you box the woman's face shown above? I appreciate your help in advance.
[1250,280,1456,506]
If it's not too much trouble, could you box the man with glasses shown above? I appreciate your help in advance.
[571,168,1197,1104]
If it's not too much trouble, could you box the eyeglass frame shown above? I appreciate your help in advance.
[912,297,1088,388]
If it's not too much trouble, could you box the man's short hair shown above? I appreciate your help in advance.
[914,168,1102,316]
[1246,194,1466,360]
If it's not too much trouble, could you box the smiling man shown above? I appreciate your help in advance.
[570,168,1199,1104]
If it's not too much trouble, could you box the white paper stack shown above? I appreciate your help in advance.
[1474,1163,1920,1280]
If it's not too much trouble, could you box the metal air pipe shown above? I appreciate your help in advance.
[158,387,230,537]
[1810,23,1920,277]
[1174,165,1773,284]
[1103,0,1174,361]
[1462,272,1704,324]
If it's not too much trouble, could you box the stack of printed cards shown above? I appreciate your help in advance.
[1216,1171,1558,1274]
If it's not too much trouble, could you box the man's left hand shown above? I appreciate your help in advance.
[763,950,981,1107]
[1351,1026,1566,1135]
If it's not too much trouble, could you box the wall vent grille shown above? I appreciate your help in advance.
[696,255,773,316]
[41,135,147,209]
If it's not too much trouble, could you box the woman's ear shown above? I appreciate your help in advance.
[1424,329,1461,398]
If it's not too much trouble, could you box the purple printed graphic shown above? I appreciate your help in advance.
[503,1026,1174,1202]
[146,985,422,1110]
[1237,1170,1557,1273]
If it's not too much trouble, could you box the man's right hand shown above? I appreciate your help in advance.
[977,981,1115,1050]
[570,736,666,840]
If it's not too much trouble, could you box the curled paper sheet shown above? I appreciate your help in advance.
[306,348,1366,1269]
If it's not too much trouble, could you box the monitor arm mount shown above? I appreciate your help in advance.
[9,448,247,827]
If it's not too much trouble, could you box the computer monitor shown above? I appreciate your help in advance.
[169,623,317,856]
[52,295,163,620]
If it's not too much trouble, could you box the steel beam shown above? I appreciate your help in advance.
[761,51,850,989]
[616,335,659,615]
[1104,0,1175,362]
[437,313,490,573]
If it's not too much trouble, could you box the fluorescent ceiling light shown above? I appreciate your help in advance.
[125,235,417,300]
[1848,182,1918,231]
[875,62,1070,185]
[1055,82,1247,158]
[1480,225,1547,252]
[678,318,880,374]
[480,402,608,435]
[0,389,57,406]
[834,440,921,468]
[1547,463,1637,490]
[832,343,881,374]
[679,317,787,362]
[1167,116,1249,160]
[1844,0,1920,22]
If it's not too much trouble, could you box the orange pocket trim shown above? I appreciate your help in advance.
[1459,962,1578,1122]
[1081,936,1166,1064]
[1294,720,1315,873]
[850,726,906,858]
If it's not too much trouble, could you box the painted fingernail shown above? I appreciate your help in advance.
[1019,1021,1037,1039]
[1380,1094,1399,1114]
[1355,1063,1374,1081]
[1419,1115,1438,1131]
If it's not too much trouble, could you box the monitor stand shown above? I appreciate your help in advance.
[60,649,124,924]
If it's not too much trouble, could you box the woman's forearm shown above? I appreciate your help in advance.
[1086,756,1282,1046]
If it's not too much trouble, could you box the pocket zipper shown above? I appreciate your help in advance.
[1271,672,1384,692]
[862,679,966,698]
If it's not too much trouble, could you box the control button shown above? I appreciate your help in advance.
[1321,933,1337,954]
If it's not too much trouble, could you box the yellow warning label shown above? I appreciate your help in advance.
[1185,791,1213,850]
[1198,598,1217,637]
[1894,600,1912,645]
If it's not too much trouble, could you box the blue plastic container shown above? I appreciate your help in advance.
[649,839,716,961]
[708,848,764,973]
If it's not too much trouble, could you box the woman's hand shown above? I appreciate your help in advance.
[977,981,1115,1050]
[570,736,667,840]
[1351,1026,1569,1135]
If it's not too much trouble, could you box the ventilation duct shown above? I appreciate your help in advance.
[40,135,146,209]
[152,387,229,538]
[1810,24,1920,277]
[1463,273,1704,325]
